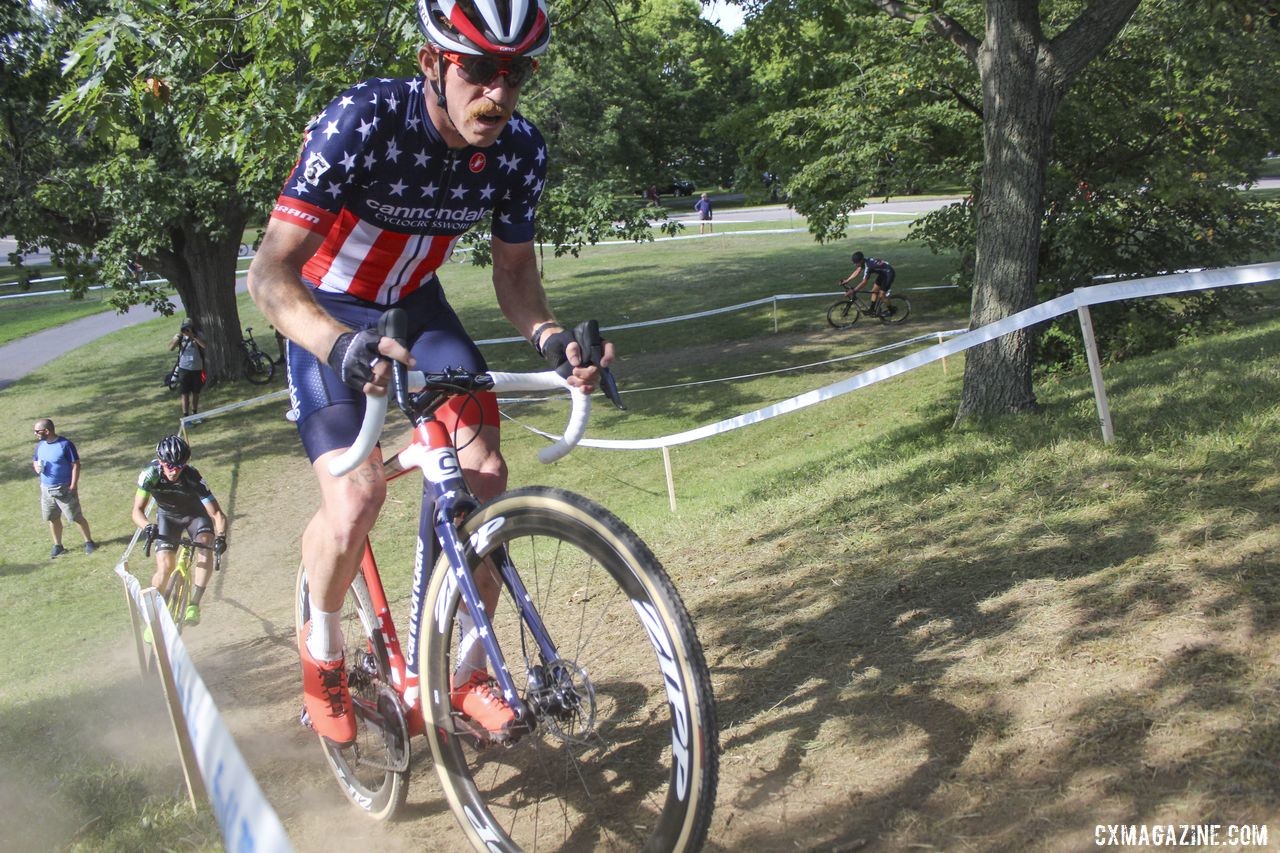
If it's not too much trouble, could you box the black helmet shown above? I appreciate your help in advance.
[850,251,865,264]
[156,434,191,467]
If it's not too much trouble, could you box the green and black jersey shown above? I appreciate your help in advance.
[135,461,217,518]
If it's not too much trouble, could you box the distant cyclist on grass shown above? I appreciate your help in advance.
[840,251,896,317]
[132,435,227,627]
[248,0,614,747]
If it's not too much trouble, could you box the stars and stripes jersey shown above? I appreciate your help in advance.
[270,76,548,305]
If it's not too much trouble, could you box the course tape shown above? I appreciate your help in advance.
[114,566,294,852]
[541,261,1280,452]
[472,285,955,345]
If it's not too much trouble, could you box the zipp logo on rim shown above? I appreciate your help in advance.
[634,599,693,801]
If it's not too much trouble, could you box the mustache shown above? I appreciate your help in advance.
[465,98,509,123]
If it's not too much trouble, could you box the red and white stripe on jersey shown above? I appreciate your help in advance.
[271,198,460,304]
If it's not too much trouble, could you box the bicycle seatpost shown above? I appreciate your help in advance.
[379,308,412,416]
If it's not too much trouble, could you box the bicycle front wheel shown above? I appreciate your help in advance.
[826,298,859,329]
[165,555,192,636]
[244,349,275,385]
[422,487,718,852]
[295,563,410,821]
[881,295,911,324]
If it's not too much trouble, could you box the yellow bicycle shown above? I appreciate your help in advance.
[143,530,219,635]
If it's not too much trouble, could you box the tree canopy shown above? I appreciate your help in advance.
[726,0,1280,416]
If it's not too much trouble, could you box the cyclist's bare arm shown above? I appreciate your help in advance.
[247,219,413,394]
[131,490,152,529]
[492,236,613,394]
[204,499,228,538]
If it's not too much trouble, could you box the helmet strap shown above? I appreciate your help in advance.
[433,55,449,107]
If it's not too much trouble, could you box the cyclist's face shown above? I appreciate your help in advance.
[420,46,522,148]
[160,461,185,481]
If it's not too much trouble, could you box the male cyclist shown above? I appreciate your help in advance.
[840,251,896,316]
[132,435,228,627]
[248,0,613,746]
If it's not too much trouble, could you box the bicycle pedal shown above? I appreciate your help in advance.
[453,714,515,749]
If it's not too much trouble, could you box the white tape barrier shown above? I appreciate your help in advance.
[523,261,1280,453]
[114,565,294,852]
[473,285,956,346]
[179,389,288,432]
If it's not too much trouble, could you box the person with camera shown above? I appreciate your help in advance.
[168,318,207,419]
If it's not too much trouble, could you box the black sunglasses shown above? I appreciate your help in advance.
[443,52,538,88]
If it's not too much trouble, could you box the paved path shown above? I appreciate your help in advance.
[0,300,178,391]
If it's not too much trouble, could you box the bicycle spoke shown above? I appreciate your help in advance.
[424,488,717,852]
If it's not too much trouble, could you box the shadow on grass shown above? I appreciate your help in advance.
[690,322,1280,848]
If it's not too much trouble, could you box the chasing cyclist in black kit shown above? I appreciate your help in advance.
[840,251,896,316]
[132,435,228,626]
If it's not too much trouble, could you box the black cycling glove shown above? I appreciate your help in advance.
[536,320,625,410]
[326,327,384,390]
[213,535,227,556]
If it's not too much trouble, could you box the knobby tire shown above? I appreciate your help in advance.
[295,563,409,821]
[826,299,860,330]
[245,349,275,385]
[880,296,911,325]
[421,486,718,852]
[165,552,192,637]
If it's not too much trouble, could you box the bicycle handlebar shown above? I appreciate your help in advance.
[326,368,590,477]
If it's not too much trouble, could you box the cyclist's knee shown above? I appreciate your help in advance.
[465,453,507,502]
[457,427,506,502]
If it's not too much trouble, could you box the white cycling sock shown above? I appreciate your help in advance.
[306,601,344,662]
[453,606,487,684]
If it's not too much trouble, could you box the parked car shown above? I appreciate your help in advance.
[667,179,695,197]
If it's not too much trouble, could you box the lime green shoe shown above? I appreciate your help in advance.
[184,604,201,626]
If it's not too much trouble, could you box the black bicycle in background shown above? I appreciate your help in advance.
[826,287,912,329]
[241,327,275,384]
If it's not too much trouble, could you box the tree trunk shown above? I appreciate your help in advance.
[955,2,1063,421]
[157,213,248,384]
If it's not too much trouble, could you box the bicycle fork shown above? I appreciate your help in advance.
[403,419,564,738]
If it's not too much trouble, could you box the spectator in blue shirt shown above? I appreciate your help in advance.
[694,193,714,235]
[32,418,97,557]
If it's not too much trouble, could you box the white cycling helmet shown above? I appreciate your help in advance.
[416,0,550,57]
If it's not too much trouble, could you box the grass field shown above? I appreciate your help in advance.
[2,222,1280,850]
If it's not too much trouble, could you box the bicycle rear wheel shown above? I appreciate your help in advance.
[881,295,911,324]
[826,298,860,329]
[244,349,275,385]
[295,563,409,821]
[422,487,718,852]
